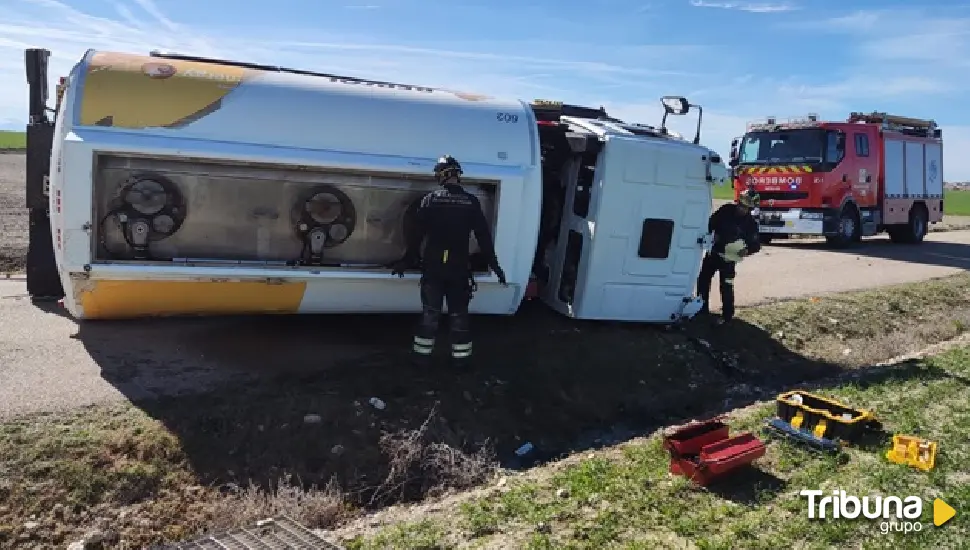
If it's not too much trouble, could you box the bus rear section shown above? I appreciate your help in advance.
[38,48,541,320]
[28,47,725,324]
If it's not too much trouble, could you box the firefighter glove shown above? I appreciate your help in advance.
[389,256,417,278]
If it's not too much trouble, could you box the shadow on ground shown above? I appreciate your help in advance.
[704,467,786,505]
[766,234,970,270]
[67,299,873,512]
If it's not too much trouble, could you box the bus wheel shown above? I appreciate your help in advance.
[758,233,774,245]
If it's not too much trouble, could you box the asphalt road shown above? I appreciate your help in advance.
[1,151,969,420]
[710,231,970,306]
[2,231,968,419]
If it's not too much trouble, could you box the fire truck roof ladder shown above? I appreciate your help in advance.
[847,111,940,138]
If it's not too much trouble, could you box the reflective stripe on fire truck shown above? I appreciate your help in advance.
[740,165,813,174]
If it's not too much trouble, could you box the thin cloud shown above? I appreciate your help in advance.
[1,0,968,180]
[131,0,181,34]
[780,8,970,75]
[0,0,712,127]
[277,40,703,77]
[688,0,797,13]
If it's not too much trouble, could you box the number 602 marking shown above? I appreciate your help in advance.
[496,112,518,123]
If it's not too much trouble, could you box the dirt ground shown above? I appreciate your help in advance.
[1,274,969,548]
[0,153,27,273]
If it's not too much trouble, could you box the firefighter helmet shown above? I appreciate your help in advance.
[738,188,760,209]
[433,155,463,182]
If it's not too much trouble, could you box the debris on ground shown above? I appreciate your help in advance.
[168,516,344,549]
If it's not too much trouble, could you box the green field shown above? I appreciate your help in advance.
[0,130,26,150]
[945,189,970,217]
[713,183,736,201]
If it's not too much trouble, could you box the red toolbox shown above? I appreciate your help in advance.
[663,417,766,486]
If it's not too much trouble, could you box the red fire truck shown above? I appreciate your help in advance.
[727,112,944,247]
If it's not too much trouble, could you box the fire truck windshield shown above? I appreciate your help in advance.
[738,129,825,165]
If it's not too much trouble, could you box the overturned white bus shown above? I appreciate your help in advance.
[22,48,727,322]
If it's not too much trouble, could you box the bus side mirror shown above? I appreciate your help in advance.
[659,96,696,142]
[661,96,690,115]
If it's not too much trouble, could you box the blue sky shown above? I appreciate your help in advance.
[3,0,970,179]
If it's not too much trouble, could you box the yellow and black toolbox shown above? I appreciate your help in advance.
[765,390,882,451]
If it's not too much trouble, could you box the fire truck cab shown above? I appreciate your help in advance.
[728,112,944,247]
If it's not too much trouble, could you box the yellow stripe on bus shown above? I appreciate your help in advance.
[79,51,251,129]
[78,280,306,319]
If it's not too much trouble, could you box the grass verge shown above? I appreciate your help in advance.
[712,184,735,201]
[945,189,970,217]
[341,342,970,549]
[1,274,969,548]
[0,131,26,151]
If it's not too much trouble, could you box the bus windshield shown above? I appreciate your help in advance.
[738,129,825,164]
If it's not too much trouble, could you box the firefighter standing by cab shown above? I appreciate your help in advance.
[391,155,507,364]
[696,188,762,324]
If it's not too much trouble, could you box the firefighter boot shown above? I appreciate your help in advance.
[696,255,716,317]
[716,274,736,326]
[448,311,473,366]
[411,307,440,365]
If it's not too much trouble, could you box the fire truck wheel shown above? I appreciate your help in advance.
[889,204,928,244]
[825,206,860,248]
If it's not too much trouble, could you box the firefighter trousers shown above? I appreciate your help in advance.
[696,252,737,321]
[412,274,473,362]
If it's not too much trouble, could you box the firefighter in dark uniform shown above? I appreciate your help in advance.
[696,188,762,325]
[390,155,507,363]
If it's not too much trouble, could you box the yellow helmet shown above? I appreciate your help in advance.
[739,188,761,209]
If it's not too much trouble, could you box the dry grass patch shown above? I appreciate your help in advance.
[741,274,970,365]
